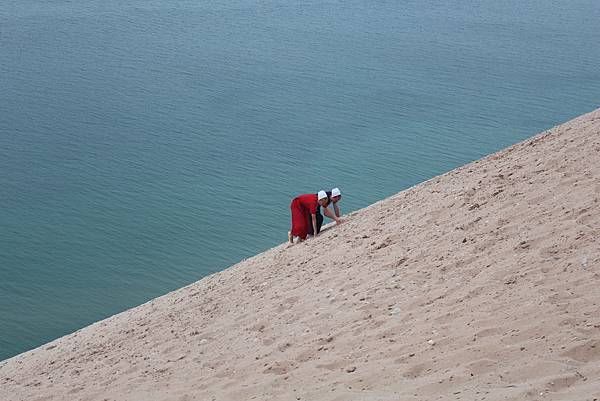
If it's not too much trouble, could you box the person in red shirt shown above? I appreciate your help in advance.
[288,190,331,243]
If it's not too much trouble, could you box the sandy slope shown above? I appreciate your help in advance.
[2,109,600,401]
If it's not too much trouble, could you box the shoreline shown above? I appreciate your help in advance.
[2,108,600,400]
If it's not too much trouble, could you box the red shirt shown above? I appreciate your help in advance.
[295,193,318,214]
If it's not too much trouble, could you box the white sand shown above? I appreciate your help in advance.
[2,109,600,401]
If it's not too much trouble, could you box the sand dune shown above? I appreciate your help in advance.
[2,109,600,401]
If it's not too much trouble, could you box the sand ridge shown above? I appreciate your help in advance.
[1,109,600,400]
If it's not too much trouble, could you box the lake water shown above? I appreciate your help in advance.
[1,0,599,361]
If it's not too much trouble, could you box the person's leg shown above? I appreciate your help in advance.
[316,212,324,234]
[307,214,315,236]
[303,210,313,239]
[290,201,308,241]
[290,201,301,238]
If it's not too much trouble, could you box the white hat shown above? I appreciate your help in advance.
[331,187,341,197]
[317,190,328,200]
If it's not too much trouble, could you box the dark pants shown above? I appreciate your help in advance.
[307,212,324,236]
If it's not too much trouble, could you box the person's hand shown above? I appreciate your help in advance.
[335,218,343,225]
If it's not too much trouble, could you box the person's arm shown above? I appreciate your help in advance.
[311,213,318,237]
[323,206,341,224]
[333,202,341,218]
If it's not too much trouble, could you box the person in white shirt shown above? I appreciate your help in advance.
[308,187,343,236]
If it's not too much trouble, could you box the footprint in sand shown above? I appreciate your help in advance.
[316,360,346,371]
[262,361,295,375]
[561,339,600,362]
[576,212,600,230]
[475,327,503,338]
[464,358,498,375]
[403,363,429,379]
[275,296,300,313]
[545,372,585,392]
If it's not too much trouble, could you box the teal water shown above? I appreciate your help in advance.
[1,0,599,361]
